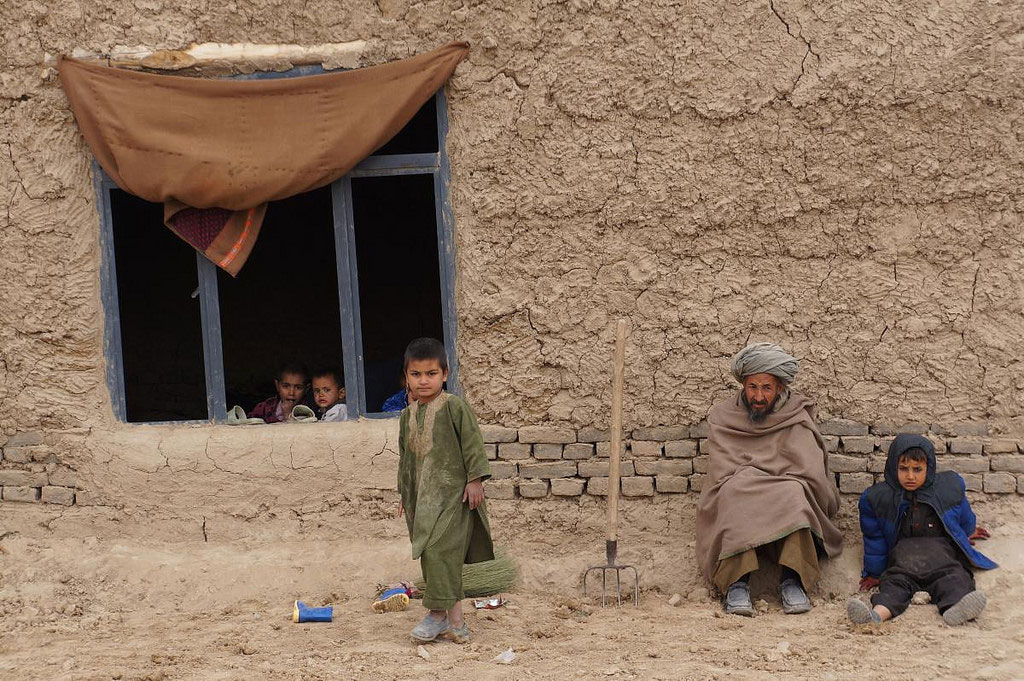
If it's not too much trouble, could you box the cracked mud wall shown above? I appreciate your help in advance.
[1,0,1023,473]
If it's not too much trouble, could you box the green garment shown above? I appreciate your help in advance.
[398,392,494,564]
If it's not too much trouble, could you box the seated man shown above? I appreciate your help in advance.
[695,342,842,616]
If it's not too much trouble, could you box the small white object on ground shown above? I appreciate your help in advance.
[668,593,683,606]
[492,648,516,664]
[417,645,430,660]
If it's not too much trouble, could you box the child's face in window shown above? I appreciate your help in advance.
[275,372,307,407]
[312,376,345,409]
[897,456,927,491]
[405,358,448,404]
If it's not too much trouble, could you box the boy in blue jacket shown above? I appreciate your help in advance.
[848,433,996,626]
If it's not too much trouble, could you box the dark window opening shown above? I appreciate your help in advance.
[217,187,343,413]
[373,97,438,155]
[99,83,456,423]
[352,174,444,412]
[110,190,208,422]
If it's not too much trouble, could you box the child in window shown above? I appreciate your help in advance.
[381,373,411,412]
[311,368,348,422]
[848,434,995,626]
[249,363,308,424]
[398,338,492,644]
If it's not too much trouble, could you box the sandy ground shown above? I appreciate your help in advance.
[1,495,1022,681]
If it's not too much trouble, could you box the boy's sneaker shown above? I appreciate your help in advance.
[445,622,470,644]
[373,588,410,614]
[942,590,987,626]
[724,580,755,617]
[779,577,812,614]
[410,614,450,642]
[846,598,882,624]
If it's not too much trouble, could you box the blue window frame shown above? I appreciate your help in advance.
[94,86,460,423]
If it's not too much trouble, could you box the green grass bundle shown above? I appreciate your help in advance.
[414,547,517,599]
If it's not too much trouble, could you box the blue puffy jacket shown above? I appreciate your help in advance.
[858,433,997,578]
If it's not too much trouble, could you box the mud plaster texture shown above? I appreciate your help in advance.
[2,0,1024,496]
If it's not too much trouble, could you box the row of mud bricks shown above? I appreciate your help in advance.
[0,432,93,506]
[479,422,1024,500]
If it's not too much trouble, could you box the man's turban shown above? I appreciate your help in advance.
[730,342,799,385]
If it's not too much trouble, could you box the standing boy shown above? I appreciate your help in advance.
[848,434,996,625]
[397,338,493,644]
[311,368,348,421]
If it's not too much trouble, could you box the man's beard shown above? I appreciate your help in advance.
[742,392,779,424]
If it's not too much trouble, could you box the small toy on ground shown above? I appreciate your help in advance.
[373,586,412,614]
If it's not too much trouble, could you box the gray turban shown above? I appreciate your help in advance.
[730,342,799,385]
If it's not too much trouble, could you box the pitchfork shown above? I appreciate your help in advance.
[584,319,639,606]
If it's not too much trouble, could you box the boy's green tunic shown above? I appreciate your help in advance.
[398,392,493,608]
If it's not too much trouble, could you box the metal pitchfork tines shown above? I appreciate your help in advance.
[583,319,639,606]
[584,539,639,606]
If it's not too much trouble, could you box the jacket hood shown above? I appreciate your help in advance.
[884,433,937,490]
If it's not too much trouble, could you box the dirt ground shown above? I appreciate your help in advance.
[1,494,1022,681]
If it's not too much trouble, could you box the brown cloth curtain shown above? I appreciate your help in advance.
[58,41,469,275]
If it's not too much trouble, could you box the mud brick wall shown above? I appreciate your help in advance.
[479,422,1024,501]
[0,431,79,506]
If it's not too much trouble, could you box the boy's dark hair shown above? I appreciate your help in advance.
[403,337,448,372]
[276,362,309,383]
[898,447,928,464]
[312,367,343,385]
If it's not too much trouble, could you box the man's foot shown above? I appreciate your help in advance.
[779,577,812,614]
[724,580,755,617]
[410,613,450,642]
[846,598,882,624]
[942,590,987,626]
[445,622,470,643]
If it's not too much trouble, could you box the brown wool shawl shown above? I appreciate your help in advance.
[695,390,842,583]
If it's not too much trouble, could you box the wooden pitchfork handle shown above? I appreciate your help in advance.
[606,319,626,560]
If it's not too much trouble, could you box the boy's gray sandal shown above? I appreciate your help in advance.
[846,598,881,624]
[942,590,987,626]
[724,581,755,617]
[227,405,247,425]
[410,614,450,642]
[445,622,470,644]
[779,578,812,614]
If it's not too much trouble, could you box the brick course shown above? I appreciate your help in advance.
[517,426,575,444]
[518,480,549,498]
[629,440,663,457]
[562,443,594,460]
[41,485,74,505]
[578,461,635,478]
[983,472,1016,494]
[0,470,48,487]
[485,479,515,499]
[633,460,693,476]
[519,461,578,479]
[550,478,585,496]
[480,425,518,443]
[497,443,531,460]
[936,457,990,474]
[533,444,564,460]
[2,486,40,502]
[655,475,688,493]
[990,455,1024,473]
[620,476,654,497]
[489,462,518,479]
[664,440,697,458]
